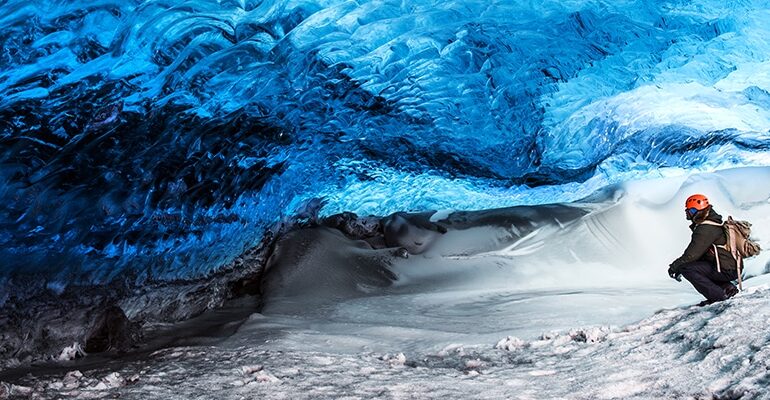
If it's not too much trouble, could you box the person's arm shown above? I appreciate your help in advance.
[669,225,721,271]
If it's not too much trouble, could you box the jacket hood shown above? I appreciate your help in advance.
[705,208,723,223]
[689,207,722,229]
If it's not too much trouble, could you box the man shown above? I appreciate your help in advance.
[668,194,739,306]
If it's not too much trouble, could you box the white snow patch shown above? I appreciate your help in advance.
[88,372,126,391]
[310,356,336,366]
[358,367,377,375]
[9,384,33,397]
[528,370,557,376]
[495,336,527,351]
[430,209,454,222]
[436,343,465,357]
[254,370,281,384]
[239,364,280,385]
[58,342,84,361]
[387,352,406,367]
[707,377,732,393]
[596,380,648,399]
[240,365,263,375]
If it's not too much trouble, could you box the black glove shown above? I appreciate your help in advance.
[668,265,681,281]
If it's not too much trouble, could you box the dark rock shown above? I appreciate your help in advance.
[84,306,139,353]
[259,227,397,314]
[231,276,262,297]
[394,248,409,259]
[363,235,387,249]
[321,212,383,239]
[382,212,447,254]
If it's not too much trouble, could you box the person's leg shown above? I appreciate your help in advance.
[679,261,734,302]
[712,268,739,298]
[718,279,738,298]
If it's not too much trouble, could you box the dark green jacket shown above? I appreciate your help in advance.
[670,209,738,272]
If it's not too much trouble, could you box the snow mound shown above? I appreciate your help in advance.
[493,284,770,399]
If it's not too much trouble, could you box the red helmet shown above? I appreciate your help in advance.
[685,194,710,211]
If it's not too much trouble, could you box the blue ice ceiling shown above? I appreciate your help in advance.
[1,0,770,286]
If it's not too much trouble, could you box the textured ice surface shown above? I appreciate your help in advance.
[2,0,770,288]
[3,1,770,393]
[6,277,770,399]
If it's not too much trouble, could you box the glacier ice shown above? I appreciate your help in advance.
[2,3,770,396]
[2,0,770,287]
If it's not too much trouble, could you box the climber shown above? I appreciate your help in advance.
[667,194,740,306]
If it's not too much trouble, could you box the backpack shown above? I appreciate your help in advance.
[723,217,762,259]
[702,216,761,290]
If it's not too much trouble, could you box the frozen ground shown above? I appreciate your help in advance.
[3,276,770,400]
[2,168,770,399]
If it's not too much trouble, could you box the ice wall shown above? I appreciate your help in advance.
[1,0,770,287]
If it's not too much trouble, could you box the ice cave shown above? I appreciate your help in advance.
[2,0,770,398]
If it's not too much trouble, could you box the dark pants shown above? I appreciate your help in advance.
[680,261,738,301]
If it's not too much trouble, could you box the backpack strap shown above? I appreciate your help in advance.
[712,244,722,273]
[699,220,729,250]
[699,220,723,227]
[700,220,727,272]
[701,219,743,289]
[726,216,744,291]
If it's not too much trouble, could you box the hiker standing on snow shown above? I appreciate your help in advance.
[668,194,740,306]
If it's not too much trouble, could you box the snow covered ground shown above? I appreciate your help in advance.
[3,276,770,399]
